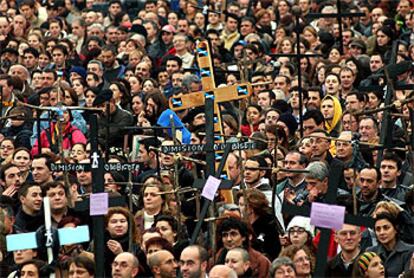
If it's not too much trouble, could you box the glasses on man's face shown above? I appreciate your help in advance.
[288,227,306,235]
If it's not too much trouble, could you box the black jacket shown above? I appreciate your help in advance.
[251,213,281,261]
[326,251,360,278]
[367,240,414,277]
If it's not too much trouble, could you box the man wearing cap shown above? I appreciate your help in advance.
[160,25,176,59]
[349,38,367,57]
[94,89,134,149]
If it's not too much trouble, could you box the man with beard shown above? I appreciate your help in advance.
[101,46,125,82]
[179,245,208,278]
[143,92,169,125]
[0,163,24,199]
[94,89,134,149]
[148,250,178,278]
[14,183,43,232]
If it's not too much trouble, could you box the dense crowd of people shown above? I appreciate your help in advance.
[0,0,414,277]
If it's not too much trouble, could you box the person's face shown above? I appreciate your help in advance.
[307,91,321,110]
[143,80,155,94]
[309,132,330,158]
[23,52,37,69]
[106,27,118,44]
[46,186,67,210]
[274,76,288,92]
[345,95,361,111]
[39,54,50,69]
[31,158,51,184]
[20,263,39,278]
[85,91,96,107]
[340,70,354,90]
[52,48,66,67]
[168,13,178,26]
[328,48,341,64]
[380,160,400,184]
[132,95,143,115]
[366,255,385,278]
[321,99,335,120]
[324,75,340,95]
[156,220,176,244]
[76,165,92,186]
[112,253,139,278]
[227,154,240,180]
[240,20,254,36]
[87,63,102,77]
[226,17,238,33]
[4,166,23,189]
[156,252,178,278]
[284,153,304,177]
[335,224,361,252]
[144,22,157,39]
[302,119,318,136]
[20,186,42,213]
[367,93,380,109]
[225,250,249,276]
[101,50,116,68]
[246,107,261,125]
[288,226,308,247]
[0,17,9,36]
[258,92,272,109]
[180,247,205,278]
[293,249,311,276]
[335,137,353,160]
[222,228,245,249]
[71,22,85,38]
[375,219,397,247]
[274,265,296,278]
[265,110,279,125]
[306,176,328,200]
[370,55,383,72]
[177,20,189,33]
[376,30,390,46]
[145,98,158,118]
[42,72,55,87]
[13,249,36,265]
[173,35,187,51]
[359,119,376,141]
[281,40,292,54]
[143,186,163,212]
[107,213,128,238]
[136,63,150,78]
[244,160,265,185]
[109,84,122,102]
[359,170,378,200]
[299,139,312,157]
[49,22,61,37]
[0,139,14,158]
[68,263,91,278]
[70,144,86,162]
[13,150,31,170]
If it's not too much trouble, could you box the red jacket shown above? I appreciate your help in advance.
[31,122,87,156]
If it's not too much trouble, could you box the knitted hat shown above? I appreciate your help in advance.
[278,113,298,136]
[69,66,87,80]
[358,252,378,273]
[286,216,313,235]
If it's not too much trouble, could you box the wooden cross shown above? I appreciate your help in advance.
[169,40,253,203]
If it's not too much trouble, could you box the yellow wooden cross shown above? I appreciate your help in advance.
[169,40,253,203]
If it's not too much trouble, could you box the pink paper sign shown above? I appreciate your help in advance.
[90,193,109,216]
[310,202,345,230]
[201,176,221,201]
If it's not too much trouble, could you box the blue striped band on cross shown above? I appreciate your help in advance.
[197,47,208,57]
[171,98,183,108]
[237,85,248,96]
[205,91,214,100]
[200,68,211,77]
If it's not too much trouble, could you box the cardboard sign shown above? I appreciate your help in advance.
[201,176,221,201]
[90,193,109,215]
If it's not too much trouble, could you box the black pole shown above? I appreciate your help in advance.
[37,110,42,154]
[90,115,105,277]
[337,0,344,54]
[294,7,304,137]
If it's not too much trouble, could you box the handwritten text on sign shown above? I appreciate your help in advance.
[310,202,345,230]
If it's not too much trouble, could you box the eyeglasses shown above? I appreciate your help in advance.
[288,227,306,234]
